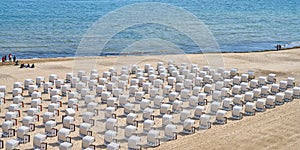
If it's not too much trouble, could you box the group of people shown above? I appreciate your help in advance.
[1,54,17,62]
[20,63,35,68]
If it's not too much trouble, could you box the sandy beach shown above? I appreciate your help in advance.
[1,48,300,150]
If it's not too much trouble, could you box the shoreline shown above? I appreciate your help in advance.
[1,46,298,65]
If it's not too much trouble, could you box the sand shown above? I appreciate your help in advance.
[0,48,300,149]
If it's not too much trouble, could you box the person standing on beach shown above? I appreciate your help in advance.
[8,54,12,61]
[13,55,16,62]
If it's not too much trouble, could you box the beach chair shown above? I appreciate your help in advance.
[104,130,117,145]
[107,97,118,108]
[138,99,150,111]
[107,142,120,150]
[55,79,64,89]
[160,104,172,116]
[88,79,97,90]
[203,75,213,84]
[266,95,276,108]
[24,79,34,90]
[249,79,258,90]
[149,74,157,83]
[194,77,203,87]
[22,116,35,129]
[275,93,285,105]
[142,82,151,94]
[270,84,279,95]
[175,83,183,93]
[213,73,222,82]
[248,71,255,80]
[284,90,293,102]
[183,119,196,134]
[293,87,300,99]
[279,80,288,92]
[221,88,230,99]
[203,66,210,72]
[59,142,73,150]
[77,70,86,79]
[164,124,177,140]
[244,92,253,103]
[161,114,173,127]
[101,92,111,104]
[222,98,234,111]
[126,113,138,126]
[150,88,160,100]
[233,95,244,106]
[58,128,72,143]
[256,99,266,112]
[167,77,176,87]
[212,90,222,102]
[244,102,256,116]
[17,126,30,143]
[13,82,23,89]
[232,85,241,95]
[61,85,71,96]
[223,71,230,79]
[105,118,118,132]
[198,93,207,106]
[240,82,249,93]
[287,77,295,88]
[163,85,172,97]
[199,114,211,129]
[230,68,239,78]
[231,105,243,120]
[28,85,38,96]
[188,96,199,108]
[153,79,163,89]
[33,133,47,149]
[204,84,213,95]
[13,95,24,106]
[169,92,179,103]
[79,122,92,137]
[81,88,91,99]
[194,106,205,119]
[147,130,160,147]
[2,121,15,137]
[45,120,57,137]
[258,76,267,87]
[12,88,23,97]
[82,112,95,125]
[214,110,227,125]
[241,74,249,82]
[210,101,221,115]
[118,95,129,108]
[104,107,116,119]
[153,95,164,108]
[128,135,141,150]
[50,89,61,98]
[172,100,183,113]
[106,82,116,92]
[253,89,261,100]
[49,74,58,83]
[68,91,79,99]
[143,108,154,120]
[124,103,135,115]
[6,139,19,150]
[215,81,224,91]
[179,110,191,123]
[43,112,54,123]
[223,79,233,89]
[176,75,185,84]
[71,77,80,88]
[233,76,241,85]
[260,86,270,98]
[62,116,75,129]
[143,119,155,133]
[82,135,95,149]
[65,73,74,83]
[125,125,137,139]
[183,79,193,90]
[134,91,145,103]
[267,73,276,84]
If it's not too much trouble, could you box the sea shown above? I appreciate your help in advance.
[0,0,299,59]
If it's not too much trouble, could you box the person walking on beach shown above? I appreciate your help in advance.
[1,56,4,63]
[13,55,16,62]
[8,53,12,61]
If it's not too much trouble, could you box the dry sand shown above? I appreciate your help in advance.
[0,48,300,149]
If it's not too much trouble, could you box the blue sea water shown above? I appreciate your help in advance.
[0,0,299,59]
